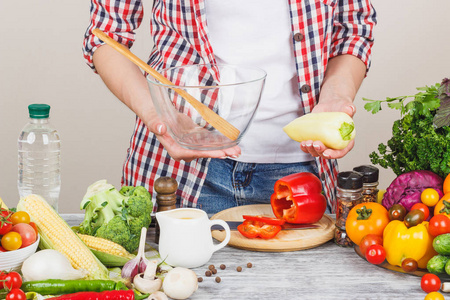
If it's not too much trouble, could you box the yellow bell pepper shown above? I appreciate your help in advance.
[383,220,437,269]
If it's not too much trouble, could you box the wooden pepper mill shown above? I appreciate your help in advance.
[154,176,178,244]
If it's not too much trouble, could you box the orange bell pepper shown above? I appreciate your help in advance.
[383,220,437,269]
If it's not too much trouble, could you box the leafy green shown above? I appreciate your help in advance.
[363,79,450,178]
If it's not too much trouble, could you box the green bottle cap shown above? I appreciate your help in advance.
[28,104,51,119]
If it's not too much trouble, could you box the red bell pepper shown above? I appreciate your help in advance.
[270,172,326,224]
[237,220,282,239]
[242,215,286,226]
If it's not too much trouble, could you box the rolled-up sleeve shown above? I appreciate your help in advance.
[82,0,144,72]
[330,0,377,73]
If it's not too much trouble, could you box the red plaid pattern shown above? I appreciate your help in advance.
[83,0,376,213]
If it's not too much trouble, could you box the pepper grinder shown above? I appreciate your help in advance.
[154,176,178,244]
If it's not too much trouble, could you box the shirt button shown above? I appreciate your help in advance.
[321,173,326,181]
[293,32,304,42]
[301,84,311,93]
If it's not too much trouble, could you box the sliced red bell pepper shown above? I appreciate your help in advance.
[270,172,326,224]
[237,220,282,239]
[242,215,286,225]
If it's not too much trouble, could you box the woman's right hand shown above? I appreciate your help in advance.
[147,119,241,162]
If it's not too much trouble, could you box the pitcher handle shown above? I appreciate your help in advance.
[210,219,231,253]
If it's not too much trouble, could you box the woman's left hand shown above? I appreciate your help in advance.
[299,99,356,160]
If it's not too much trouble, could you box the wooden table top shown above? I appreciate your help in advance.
[62,214,429,300]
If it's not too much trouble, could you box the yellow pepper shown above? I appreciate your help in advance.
[383,220,437,269]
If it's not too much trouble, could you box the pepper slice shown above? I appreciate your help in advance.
[242,215,286,226]
[237,220,282,239]
[270,172,326,224]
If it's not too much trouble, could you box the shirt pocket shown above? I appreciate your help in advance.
[320,0,338,8]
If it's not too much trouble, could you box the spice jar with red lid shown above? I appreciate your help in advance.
[334,171,363,247]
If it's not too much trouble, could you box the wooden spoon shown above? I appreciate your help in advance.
[92,28,240,141]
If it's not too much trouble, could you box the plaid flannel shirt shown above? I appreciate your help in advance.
[83,0,376,213]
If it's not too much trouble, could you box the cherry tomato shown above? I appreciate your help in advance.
[421,273,441,293]
[10,211,30,225]
[1,232,22,251]
[1,272,22,290]
[428,214,450,237]
[422,188,441,207]
[404,209,425,228]
[411,203,430,220]
[424,292,445,300]
[6,289,26,300]
[242,215,286,226]
[388,204,407,221]
[359,234,383,256]
[11,223,37,248]
[0,209,13,235]
[401,258,418,272]
[29,222,39,236]
[365,244,386,265]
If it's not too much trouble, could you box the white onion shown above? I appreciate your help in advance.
[21,249,88,281]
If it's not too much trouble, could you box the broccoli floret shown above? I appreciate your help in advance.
[78,180,153,253]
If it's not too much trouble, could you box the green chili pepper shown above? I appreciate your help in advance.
[21,279,127,295]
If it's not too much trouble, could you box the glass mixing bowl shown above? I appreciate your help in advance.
[147,64,266,150]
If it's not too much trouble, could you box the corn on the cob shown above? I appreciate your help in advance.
[77,234,134,258]
[17,194,109,279]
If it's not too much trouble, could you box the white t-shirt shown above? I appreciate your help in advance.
[205,0,313,163]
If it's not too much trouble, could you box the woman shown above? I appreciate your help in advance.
[82,0,376,214]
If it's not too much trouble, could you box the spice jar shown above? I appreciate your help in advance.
[334,171,363,247]
[353,165,379,203]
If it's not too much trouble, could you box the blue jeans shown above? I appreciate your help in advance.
[196,158,320,215]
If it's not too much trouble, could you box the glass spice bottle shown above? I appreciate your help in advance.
[334,171,363,247]
[353,165,379,203]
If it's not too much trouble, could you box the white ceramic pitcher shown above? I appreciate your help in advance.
[156,208,231,268]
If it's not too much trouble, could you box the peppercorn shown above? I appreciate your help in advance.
[212,268,217,274]
[220,264,226,270]
[237,266,242,272]
[215,276,221,283]
[247,262,253,268]
[205,270,212,277]
[209,264,215,270]
[198,277,203,282]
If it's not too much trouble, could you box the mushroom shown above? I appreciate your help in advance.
[148,291,169,300]
[133,260,162,294]
[162,267,198,300]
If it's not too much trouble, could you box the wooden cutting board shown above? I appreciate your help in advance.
[211,204,334,252]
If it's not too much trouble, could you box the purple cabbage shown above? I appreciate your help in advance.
[382,170,444,211]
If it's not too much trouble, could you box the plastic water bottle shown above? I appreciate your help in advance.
[18,104,61,211]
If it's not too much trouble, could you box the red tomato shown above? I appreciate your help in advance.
[6,289,26,300]
[28,222,39,236]
[365,244,386,265]
[411,203,430,220]
[428,215,450,237]
[242,215,286,226]
[0,209,12,235]
[421,273,441,293]
[1,272,22,290]
[10,223,36,248]
[359,234,383,255]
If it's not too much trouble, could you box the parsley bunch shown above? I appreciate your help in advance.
[363,78,450,178]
